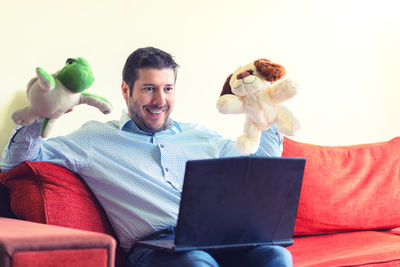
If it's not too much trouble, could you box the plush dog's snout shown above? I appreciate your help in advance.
[236,71,251,80]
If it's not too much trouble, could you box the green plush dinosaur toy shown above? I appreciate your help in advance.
[11,57,112,137]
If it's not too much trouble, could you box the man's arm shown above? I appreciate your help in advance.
[1,121,44,172]
[254,124,283,157]
[1,120,90,173]
[219,124,283,158]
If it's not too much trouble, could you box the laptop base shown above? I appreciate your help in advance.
[136,238,294,253]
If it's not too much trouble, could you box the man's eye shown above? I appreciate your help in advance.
[165,87,174,91]
[144,87,154,91]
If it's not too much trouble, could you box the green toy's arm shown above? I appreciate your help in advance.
[36,67,56,91]
[79,91,112,114]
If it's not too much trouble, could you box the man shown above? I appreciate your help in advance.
[1,47,292,266]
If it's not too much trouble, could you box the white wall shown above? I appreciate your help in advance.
[1,0,399,152]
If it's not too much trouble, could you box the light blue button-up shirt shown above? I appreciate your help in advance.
[1,111,283,251]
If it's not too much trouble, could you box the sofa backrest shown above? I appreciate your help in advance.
[282,137,400,235]
[1,137,399,239]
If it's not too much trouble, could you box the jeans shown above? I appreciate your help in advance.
[125,234,293,267]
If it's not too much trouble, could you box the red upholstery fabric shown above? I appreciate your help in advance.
[282,137,400,235]
[0,162,126,266]
[13,249,108,267]
[389,227,400,235]
[289,231,400,266]
[0,218,115,267]
[0,161,115,235]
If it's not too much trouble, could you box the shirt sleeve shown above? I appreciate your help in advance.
[1,121,44,172]
[254,124,283,157]
[219,124,283,158]
[1,121,90,173]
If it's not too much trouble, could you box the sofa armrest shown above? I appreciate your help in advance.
[0,161,126,267]
[0,217,116,267]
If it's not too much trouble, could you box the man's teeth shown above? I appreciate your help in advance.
[147,108,164,114]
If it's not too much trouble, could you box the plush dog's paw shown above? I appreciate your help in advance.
[268,78,298,103]
[216,95,244,114]
[236,135,260,155]
[276,105,300,136]
[278,119,300,136]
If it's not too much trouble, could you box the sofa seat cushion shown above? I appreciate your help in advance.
[282,137,400,235]
[289,230,400,266]
[0,161,115,235]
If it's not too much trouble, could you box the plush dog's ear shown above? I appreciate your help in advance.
[254,59,286,82]
[220,74,233,96]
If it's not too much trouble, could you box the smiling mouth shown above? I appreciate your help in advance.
[233,77,257,90]
[145,106,168,115]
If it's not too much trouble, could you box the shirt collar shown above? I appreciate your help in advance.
[119,109,182,135]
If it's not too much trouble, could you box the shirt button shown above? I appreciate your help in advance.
[165,168,169,172]
[160,144,164,148]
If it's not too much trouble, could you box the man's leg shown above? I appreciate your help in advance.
[125,232,219,267]
[241,245,293,267]
[213,245,293,267]
[125,246,219,267]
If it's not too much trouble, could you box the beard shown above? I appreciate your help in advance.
[128,99,172,133]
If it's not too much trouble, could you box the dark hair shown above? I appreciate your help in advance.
[122,47,179,95]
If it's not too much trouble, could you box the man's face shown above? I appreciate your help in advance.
[122,68,175,133]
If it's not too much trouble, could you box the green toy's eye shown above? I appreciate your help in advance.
[66,58,75,65]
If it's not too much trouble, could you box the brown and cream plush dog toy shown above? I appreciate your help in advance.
[216,59,300,154]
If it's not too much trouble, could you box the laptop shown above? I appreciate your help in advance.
[136,156,306,252]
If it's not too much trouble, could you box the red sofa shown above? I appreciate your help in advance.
[1,137,399,266]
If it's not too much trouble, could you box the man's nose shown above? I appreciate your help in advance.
[236,71,251,80]
[152,89,167,105]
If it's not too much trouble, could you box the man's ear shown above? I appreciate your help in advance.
[121,80,130,102]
